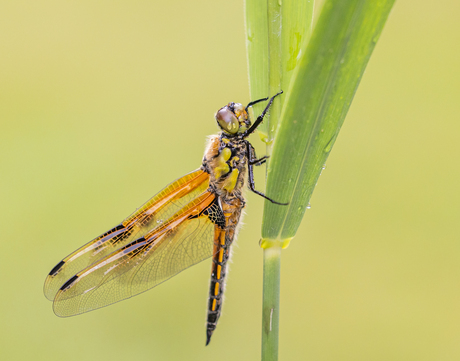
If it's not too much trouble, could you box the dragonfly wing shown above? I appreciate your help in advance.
[52,191,225,317]
[44,169,210,301]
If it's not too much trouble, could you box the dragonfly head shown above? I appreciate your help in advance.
[215,102,250,136]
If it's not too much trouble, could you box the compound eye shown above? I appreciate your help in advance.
[215,107,239,134]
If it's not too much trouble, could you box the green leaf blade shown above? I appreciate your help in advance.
[280,0,314,100]
[262,0,396,240]
[245,0,269,139]
[245,0,314,145]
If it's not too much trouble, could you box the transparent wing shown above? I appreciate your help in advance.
[44,169,209,301]
[52,191,223,317]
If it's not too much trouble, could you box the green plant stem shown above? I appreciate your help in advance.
[259,0,394,359]
[261,245,282,361]
[258,2,313,359]
[261,1,283,359]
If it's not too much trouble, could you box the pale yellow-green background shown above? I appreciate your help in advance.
[1,1,459,360]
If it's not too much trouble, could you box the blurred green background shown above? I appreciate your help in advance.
[1,1,459,360]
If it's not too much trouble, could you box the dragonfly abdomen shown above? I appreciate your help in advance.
[206,226,231,345]
[205,196,244,346]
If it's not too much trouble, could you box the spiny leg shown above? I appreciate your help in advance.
[249,156,268,166]
[242,91,283,138]
[245,96,269,112]
[248,145,269,166]
[246,141,270,166]
[245,141,288,205]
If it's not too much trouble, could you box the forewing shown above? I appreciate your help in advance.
[44,169,209,301]
[52,191,225,317]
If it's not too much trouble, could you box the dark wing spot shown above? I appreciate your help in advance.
[60,275,79,291]
[49,260,65,276]
[98,224,128,246]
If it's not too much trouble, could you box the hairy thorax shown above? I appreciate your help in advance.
[201,133,247,230]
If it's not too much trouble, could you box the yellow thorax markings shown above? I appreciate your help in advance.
[223,169,239,192]
[229,156,239,168]
[213,147,231,180]
[213,147,240,192]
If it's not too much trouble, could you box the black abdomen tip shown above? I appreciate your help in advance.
[206,329,213,346]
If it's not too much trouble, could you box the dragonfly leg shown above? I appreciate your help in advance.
[249,156,268,166]
[242,91,283,138]
[246,140,269,166]
[245,96,269,112]
[245,141,288,205]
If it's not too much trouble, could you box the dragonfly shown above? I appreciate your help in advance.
[44,91,285,345]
